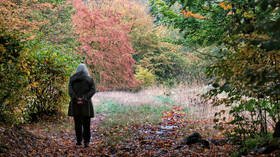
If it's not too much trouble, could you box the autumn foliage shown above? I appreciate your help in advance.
[72,0,138,91]
[218,2,232,10]
[0,0,77,124]
[181,10,205,20]
[0,0,51,39]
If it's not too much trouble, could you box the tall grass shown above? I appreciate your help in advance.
[92,84,227,121]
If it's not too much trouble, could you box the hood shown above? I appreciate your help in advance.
[70,71,89,83]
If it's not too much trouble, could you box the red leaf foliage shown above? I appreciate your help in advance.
[162,106,187,127]
[72,0,139,91]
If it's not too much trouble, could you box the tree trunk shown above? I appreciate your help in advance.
[273,121,280,138]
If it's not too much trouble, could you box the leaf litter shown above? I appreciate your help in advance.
[1,106,278,156]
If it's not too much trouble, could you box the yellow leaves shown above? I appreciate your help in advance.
[240,33,270,41]
[4,99,10,105]
[135,66,155,87]
[243,11,255,19]
[30,81,39,88]
[219,2,232,10]
[0,45,6,53]
[0,0,50,40]
[219,2,234,15]
[21,62,29,74]
[181,10,205,20]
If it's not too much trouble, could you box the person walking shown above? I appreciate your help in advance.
[68,63,96,147]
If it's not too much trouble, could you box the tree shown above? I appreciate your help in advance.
[149,0,280,140]
[149,0,226,46]
[72,0,138,91]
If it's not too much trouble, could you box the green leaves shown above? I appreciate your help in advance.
[0,30,26,124]
[0,28,78,124]
[149,0,227,46]
[20,41,77,122]
[150,0,280,145]
[139,51,189,86]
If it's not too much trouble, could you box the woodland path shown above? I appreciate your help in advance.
[0,115,234,156]
[0,87,269,156]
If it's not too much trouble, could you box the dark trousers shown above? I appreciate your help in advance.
[74,116,91,143]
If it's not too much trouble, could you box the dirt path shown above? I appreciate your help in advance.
[0,113,236,156]
[0,114,106,156]
[2,86,274,156]
[0,86,232,156]
[0,114,223,156]
[2,112,278,156]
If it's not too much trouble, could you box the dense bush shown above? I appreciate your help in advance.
[135,66,156,87]
[139,51,189,86]
[0,30,27,124]
[20,41,78,122]
[0,35,78,124]
[209,45,280,140]
[0,0,79,124]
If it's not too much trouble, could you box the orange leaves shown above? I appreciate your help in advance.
[162,106,187,126]
[219,2,232,10]
[181,10,205,20]
[0,0,51,40]
[1,107,238,156]
[219,2,235,16]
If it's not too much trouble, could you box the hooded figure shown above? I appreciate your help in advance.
[68,63,96,147]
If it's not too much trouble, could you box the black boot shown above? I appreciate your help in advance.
[76,142,82,146]
[84,142,89,148]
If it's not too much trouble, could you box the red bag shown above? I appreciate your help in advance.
[76,97,87,105]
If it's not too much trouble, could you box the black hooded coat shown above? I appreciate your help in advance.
[68,71,95,117]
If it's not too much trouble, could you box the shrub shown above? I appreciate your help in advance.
[139,51,188,86]
[135,66,156,87]
[0,30,26,124]
[0,0,79,124]
[231,134,273,156]
[20,41,78,122]
[0,38,78,124]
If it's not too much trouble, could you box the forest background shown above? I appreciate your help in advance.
[0,0,279,156]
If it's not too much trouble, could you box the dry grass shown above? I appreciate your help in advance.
[92,84,228,121]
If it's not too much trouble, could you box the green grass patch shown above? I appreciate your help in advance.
[154,95,175,104]
[96,100,172,127]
